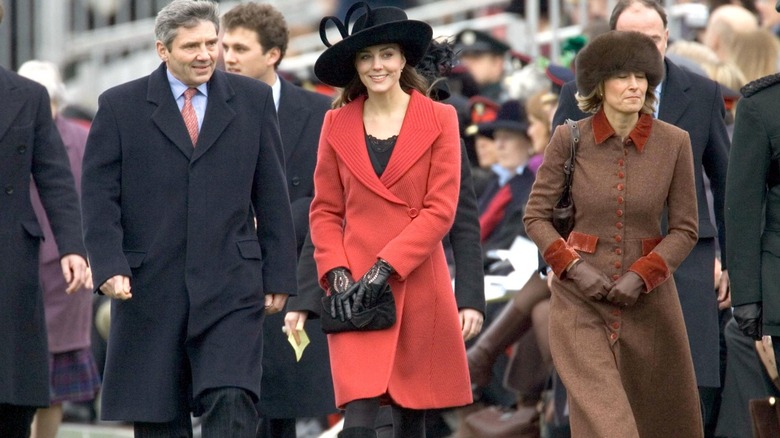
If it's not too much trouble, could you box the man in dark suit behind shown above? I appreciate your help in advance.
[0,3,90,437]
[220,4,336,437]
[80,1,297,436]
[552,0,730,431]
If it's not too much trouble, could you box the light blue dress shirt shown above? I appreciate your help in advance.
[167,69,208,131]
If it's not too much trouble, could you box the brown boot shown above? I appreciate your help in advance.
[467,274,550,389]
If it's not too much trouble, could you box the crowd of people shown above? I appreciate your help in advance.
[4,0,780,437]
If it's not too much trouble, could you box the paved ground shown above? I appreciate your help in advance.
[57,423,134,438]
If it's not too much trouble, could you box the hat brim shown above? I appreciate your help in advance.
[478,120,529,139]
[314,20,432,88]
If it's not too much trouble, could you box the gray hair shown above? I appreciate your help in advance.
[155,0,219,50]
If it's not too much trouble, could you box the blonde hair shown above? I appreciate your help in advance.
[575,80,657,115]
[728,29,780,82]
[667,40,719,69]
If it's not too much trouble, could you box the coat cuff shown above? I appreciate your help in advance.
[543,238,581,277]
[628,252,670,292]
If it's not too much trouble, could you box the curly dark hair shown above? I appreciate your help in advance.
[415,39,457,85]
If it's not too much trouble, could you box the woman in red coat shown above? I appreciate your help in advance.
[524,31,702,437]
[308,3,471,437]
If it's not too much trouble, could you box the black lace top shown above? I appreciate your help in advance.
[366,134,398,177]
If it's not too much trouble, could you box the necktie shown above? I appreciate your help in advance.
[479,183,513,242]
[182,88,199,146]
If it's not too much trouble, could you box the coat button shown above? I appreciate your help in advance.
[615,235,622,243]
[617,183,624,191]
[291,176,301,186]
[615,248,622,255]
[614,261,622,269]
[616,209,623,217]
[617,196,624,204]
[611,322,620,330]
[4,185,13,195]
[610,333,618,341]
[618,159,624,166]
[17,145,27,154]
[408,208,419,218]
[618,171,625,178]
[616,222,623,229]
[612,274,620,281]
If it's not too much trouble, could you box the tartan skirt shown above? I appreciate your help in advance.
[49,348,101,404]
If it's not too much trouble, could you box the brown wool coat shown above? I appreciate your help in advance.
[524,110,703,437]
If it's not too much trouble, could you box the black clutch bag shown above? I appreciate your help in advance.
[320,285,396,334]
[552,119,579,239]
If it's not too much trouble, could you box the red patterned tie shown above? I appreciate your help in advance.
[479,184,513,242]
[182,88,199,146]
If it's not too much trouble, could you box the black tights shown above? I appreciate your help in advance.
[343,398,426,438]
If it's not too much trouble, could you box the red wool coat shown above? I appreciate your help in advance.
[310,90,473,409]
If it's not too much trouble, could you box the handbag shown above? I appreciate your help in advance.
[749,396,780,438]
[320,284,396,334]
[552,119,579,239]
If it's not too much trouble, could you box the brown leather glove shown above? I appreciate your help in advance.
[606,271,645,307]
[565,260,611,301]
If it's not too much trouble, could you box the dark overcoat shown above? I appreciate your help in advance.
[553,58,730,387]
[525,111,702,437]
[81,63,297,422]
[0,67,86,407]
[726,74,780,336]
[259,77,337,419]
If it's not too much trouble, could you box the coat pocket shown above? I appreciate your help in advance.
[236,239,263,260]
[566,231,598,254]
[21,221,44,239]
[123,251,147,268]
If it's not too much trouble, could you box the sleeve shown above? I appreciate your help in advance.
[288,231,325,317]
[309,110,350,288]
[376,104,461,279]
[451,139,486,314]
[629,130,698,291]
[701,84,730,268]
[81,94,128,292]
[725,96,769,305]
[523,123,581,277]
[31,85,86,261]
[253,90,298,295]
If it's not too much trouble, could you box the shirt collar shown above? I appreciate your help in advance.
[592,108,653,153]
[166,69,209,99]
[491,163,526,187]
[270,74,281,110]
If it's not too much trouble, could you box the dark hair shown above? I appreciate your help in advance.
[155,0,219,51]
[332,46,430,108]
[415,39,456,86]
[608,0,667,30]
[222,2,289,68]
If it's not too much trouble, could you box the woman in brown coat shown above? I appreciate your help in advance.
[523,31,703,437]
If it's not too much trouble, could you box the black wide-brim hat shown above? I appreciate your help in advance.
[314,2,432,88]
[477,99,529,139]
[575,31,664,98]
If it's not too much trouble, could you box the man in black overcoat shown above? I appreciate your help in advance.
[552,0,730,428]
[80,1,297,436]
[0,4,89,437]
[221,4,336,437]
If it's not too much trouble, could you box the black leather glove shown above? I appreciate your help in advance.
[326,267,355,321]
[733,303,763,340]
[346,259,394,313]
[565,260,612,301]
[606,272,645,307]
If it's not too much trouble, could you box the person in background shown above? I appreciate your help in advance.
[18,60,100,438]
[453,29,511,103]
[0,2,90,435]
[308,3,472,436]
[220,4,337,437]
[526,89,559,174]
[80,1,297,435]
[526,30,702,437]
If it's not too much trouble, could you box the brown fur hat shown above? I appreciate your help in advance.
[575,31,664,96]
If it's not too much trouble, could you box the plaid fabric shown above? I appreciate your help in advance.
[49,348,101,404]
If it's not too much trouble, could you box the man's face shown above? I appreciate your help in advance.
[157,20,219,87]
[614,2,669,55]
[459,52,505,86]
[221,26,279,85]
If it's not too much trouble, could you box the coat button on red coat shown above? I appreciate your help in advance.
[408,208,419,218]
